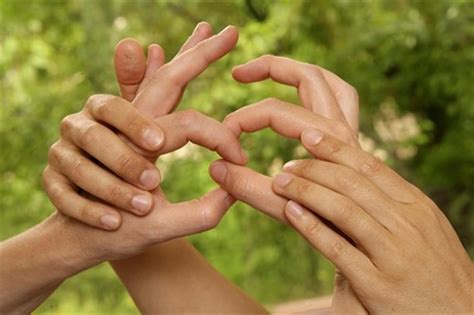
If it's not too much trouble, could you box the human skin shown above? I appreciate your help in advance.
[208,56,473,312]
[273,130,473,313]
[0,24,265,314]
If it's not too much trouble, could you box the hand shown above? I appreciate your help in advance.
[208,55,366,311]
[42,23,246,263]
[210,55,360,222]
[273,129,473,312]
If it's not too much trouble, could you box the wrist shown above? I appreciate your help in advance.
[42,212,103,278]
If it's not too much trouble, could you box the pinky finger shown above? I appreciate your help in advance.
[284,200,374,283]
[43,167,122,230]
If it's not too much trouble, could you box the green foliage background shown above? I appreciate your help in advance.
[1,0,473,312]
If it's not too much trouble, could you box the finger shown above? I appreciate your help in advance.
[155,110,247,165]
[114,38,146,101]
[281,160,401,231]
[300,129,417,203]
[272,171,391,256]
[223,98,357,146]
[60,114,161,190]
[84,94,164,151]
[139,44,166,91]
[42,166,122,230]
[48,142,154,216]
[209,160,288,223]
[132,25,239,117]
[153,188,236,241]
[284,200,375,283]
[176,21,213,56]
[232,55,346,123]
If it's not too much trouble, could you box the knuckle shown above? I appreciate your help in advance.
[329,239,346,261]
[360,155,384,178]
[325,136,344,156]
[79,203,94,221]
[294,180,313,199]
[70,159,86,179]
[335,169,359,191]
[48,183,66,209]
[160,64,181,87]
[123,113,146,137]
[79,124,102,148]
[306,219,323,237]
[85,94,112,111]
[179,109,200,128]
[47,141,63,165]
[307,65,324,79]
[261,97,280,107]
[59,114,77,136]
[116,153,137,173]
[337,198,356,223]
[261,54,275,63]
[200,206,222,230]
[109,185,130,202]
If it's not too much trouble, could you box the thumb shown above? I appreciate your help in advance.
[114,38,146,101]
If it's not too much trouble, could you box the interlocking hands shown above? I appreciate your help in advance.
[40,22,473,313]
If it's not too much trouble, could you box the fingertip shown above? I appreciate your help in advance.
[100,212,122,230]
[143,125,165,151]
[285,200,305,219]
[195,21,213,37]
[131,192,154,216]
[114,37,146,86]
[301,129,324,147]
[218,25,239,46]
[139,168,161,190]
[209,160,228,184]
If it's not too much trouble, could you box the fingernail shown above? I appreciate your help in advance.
[143,128,164,150]
[132,195,152,214]
[302,129,323,146]
[240,148,248,164]
[210,161,227,183]
[193,22,203,33]
[100,214,120,230]
[274,173,292,187]
[140,169,160,189]
[286,201,304,218]
[218,25,232,35]
[283,160,297,170]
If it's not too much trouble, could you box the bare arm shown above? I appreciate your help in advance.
[111,239,267,314]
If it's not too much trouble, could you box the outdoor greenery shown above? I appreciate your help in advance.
[1,0,473,312]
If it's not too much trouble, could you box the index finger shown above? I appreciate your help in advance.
[132,25,239,117]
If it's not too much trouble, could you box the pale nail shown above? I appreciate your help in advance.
[140,169,160,189]
[286,201,304,217]
[143,128,163,150]
[132,195,152,214]
[274,173,292,188]
[211,162,227,183]
[218,25,232,35]
[100,214,120,230]
[302,129,323,146]
[283,160,297,170]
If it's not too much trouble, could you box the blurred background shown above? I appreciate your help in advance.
[1,0,473,313]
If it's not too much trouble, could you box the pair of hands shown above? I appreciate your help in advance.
[42,22,472,312]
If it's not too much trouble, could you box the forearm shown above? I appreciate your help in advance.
[111,238,268,314]
[0,213,100,314]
